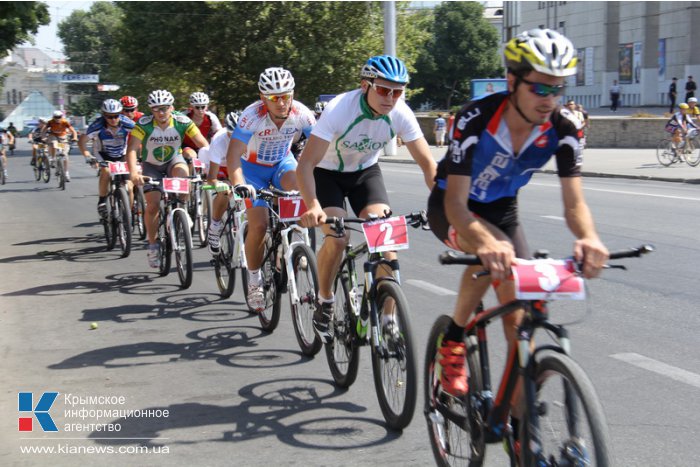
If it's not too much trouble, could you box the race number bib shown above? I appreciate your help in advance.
[108,161,129,176]
[162,177,190,194]
[361,216,409,254]
[192,159,205,172]
[512,259,585,300]
[278,196,307,222]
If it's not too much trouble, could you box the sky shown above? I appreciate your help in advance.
[22,1,95,59]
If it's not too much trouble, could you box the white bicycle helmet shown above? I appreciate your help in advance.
[52,110,64,118]
[689,97,698,104]
[189,92,210,106]
[101,99,123,114]
[224,111,238,131]
[147,89,175,107]
[258,67,295,95]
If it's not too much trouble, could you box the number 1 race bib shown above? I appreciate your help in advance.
[278,196,307,222]
[512,259,585,300]
[162,177,190,194]
[361,216,409,254]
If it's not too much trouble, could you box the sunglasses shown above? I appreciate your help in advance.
[123,107,136,112]
[520,77,566,97]
[371,82,404,98]
[151,106,170,113]
[193,105,206,110]
[263,93,293,103]
[104,114,120,120]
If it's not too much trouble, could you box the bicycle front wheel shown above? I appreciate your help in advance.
[522,352,612,467]
[115,187,132,258]
[685,146,700,167]
[41,156,50,183]
[158,206,171,277]
[324,272,360,388]
[215,224,235,298]
[34,157,42,181]
[173,210,193,289]
[656,139,675,167]
[290,243,321,357]
[56,158,65,190]
[103,196,116,250]
[201,189,212,247]
[424,316,485,467]
[258,233,282,332]
[132,187,147,240]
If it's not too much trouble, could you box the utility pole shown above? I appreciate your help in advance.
[383,1,398,156]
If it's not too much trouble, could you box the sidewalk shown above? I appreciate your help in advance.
[380,145,700,184]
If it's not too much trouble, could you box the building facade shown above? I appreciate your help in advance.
[503,1,700,109]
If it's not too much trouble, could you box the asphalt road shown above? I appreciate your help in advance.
[1,141,699,466]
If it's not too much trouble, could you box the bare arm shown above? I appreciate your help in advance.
[297,134,331,227]
[404,136,437,189]
[225,138,248,187]
[127,135,143,185]
[191,131,209,152]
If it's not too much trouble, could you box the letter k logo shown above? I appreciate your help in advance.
[18,392,58,432]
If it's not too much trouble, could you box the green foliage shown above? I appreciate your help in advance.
[0,2,50,54]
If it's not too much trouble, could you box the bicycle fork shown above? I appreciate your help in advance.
[168,206,192,251]
[281,224,312,305]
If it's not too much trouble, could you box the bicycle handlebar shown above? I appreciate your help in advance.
[324,210,429,235]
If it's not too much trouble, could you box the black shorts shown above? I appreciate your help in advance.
[314,164,390,216]
[427,186,520,246]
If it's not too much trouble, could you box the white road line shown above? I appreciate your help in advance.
[406,279,457,296]
[531,182,700,201]
[541,215,565,221]
[610,353,700,389]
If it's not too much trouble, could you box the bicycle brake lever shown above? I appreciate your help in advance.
[472,270,491,280]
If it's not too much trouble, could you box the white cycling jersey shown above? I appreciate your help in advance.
[205,127,230,167]
[231,100,315,166]
[312,89,423,172]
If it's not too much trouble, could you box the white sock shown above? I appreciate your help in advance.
[210,219,222,232]
[248,269,262,285]
[318,294,335,304]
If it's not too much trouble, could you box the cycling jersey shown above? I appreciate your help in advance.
[665,111,698,133]
[131,114,201,166]
[312,89,423,172]
[84,115,135,160]
[45,118,74,138]
[183,110,222,148]
[231,100,315,166]
[435,92,581,204]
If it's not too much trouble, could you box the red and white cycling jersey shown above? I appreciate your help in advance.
[231,100,315,166]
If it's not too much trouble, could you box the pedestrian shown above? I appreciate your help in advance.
[669,77,678,113]
[685,75,697,102]
[433,113,446,147]
[610,79,621,112]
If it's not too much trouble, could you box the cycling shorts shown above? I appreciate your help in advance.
[241,155,297,208]
[141,154,188,193]
[47,135,69,147]
[427,186,520,251]
[313,163,390,216]
[97,152,126,163]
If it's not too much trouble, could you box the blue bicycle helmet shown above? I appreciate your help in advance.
[360,55,409,84]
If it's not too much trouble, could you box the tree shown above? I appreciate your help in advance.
[0,2,50,54]
[410,2,502,110]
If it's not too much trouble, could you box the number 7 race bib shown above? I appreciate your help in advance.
[277,196,307,222]
[361,216,409,254]
[512,259,585,300]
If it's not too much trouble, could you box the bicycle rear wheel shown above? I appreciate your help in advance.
[290,243,322,357]
[258,233,282,332]
[195,188,208,246]
[114,187,132,258]
[173,209,193,289]
[424,316,485,467]
[132,187,147,240]
[371,280,417,430]
[324,272,360,388]
[201,189,212,247]
[41,155,50,183]
[103,196,116,250]
[656,139,675,167]
[215,223,236,298]
[158,206,171,277]
[522,352,612,467]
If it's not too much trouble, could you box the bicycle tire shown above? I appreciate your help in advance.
[215,224,236,298]
[686,146,700,167]
[41,155,50,183]
[56,157,65,190]
[103,196,116,250]
[289,243,322,357]
[424,316,485,467]
[521,352,612,467]
[0,159,5,185]
[371,280,417,431]
[258,233,282,332]
[324,272,360,388]
[158,206,171,277]
[132,187,147,240]
[201,189,212,247]
[195,188,207,246]
[173,210,193,289]
[115,187,132,258]
[34,156,42,181]
[656,139,674,167]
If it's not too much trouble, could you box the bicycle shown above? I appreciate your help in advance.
[0,151,5,186]
[657,137,700,167]
[96,161,133,258]
[131,184,147,241]
[322,211,429,430]
[202,182,249,300]
[34,143,51,183]
[187,159,209,247]
[424,245,654,466]
[145,176,196,289]
[240,187,321,357]
[55,139,70,190]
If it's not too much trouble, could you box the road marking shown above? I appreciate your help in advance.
[541,215,564,221]
[531,182,700,201]
[406,279,457,296]
[610,353,700,389]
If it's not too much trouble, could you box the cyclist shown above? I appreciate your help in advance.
[202,111,239,255]
[182,92,222,161]
[43,110,78,181]
[665,102,699,151]
[297,55,437,343]
[78,99,135,218]
[0,126,14,178]
[120,96,144,122]
[224,67,315,312]
[126,89,209,268]
[425,28,608,425]
[29,118,48,166]
[6,122,17,155]
[687,96,700,121]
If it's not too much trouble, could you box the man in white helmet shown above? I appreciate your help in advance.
[223,67,315,312]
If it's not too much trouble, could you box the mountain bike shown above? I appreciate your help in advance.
[322,211,429,430]
[424,245,654,466]
[34,143,51,183]
[97,161,133,257]
[187,159,209,247]
[55,139,70,190]
[243,187,321,356]
[146,176,196,289]
[657,137,700,167]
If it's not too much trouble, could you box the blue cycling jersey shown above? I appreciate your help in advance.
[85,114,135,160]
[436,92,582,203]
